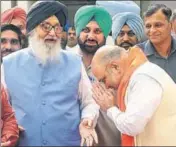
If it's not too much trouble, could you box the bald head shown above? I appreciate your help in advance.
[92,45,127,66]
[91,45,128,89]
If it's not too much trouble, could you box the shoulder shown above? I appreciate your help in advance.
[3,48,30,62]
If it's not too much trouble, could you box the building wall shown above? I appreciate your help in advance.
[1,1,176,25]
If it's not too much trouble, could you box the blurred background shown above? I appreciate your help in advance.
[1,0,176,26]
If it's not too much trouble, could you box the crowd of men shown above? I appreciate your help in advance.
[1,1,176,146]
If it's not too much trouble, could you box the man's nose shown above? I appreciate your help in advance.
[87,31,96,40]
[5,41,12,49]
[123,33,130,41]
[48,28,57,36]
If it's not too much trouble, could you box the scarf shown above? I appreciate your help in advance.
[117,46,148,146]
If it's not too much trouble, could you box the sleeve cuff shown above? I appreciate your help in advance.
[107,106,121,120]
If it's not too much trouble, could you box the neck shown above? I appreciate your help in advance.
[153,36,172,57]
[81,51,94,69]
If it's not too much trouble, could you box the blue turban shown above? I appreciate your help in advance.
[112,12,144,42]
[74,5,112,38]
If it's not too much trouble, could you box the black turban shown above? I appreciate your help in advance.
[27,1,68,34]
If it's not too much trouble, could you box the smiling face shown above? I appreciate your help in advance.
[115,25,138,50]
[29,15,62,65]
[1,30,21,58]
[78,21,106,55]
[144,9,172,45]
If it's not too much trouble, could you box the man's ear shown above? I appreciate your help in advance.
[108,61,120,73]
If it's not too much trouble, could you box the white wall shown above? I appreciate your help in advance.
[1,1,28,13]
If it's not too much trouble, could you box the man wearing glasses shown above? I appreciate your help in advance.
[1,24,22,62]
[112,12,145,50]
[1,1,99,146]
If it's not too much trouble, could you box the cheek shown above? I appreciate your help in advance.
[115,37,121,45]
[131,36,138,43]
[97,35,105,44]
[79,33,87,41]
[35,27,47,39]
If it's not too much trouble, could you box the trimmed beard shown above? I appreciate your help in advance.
[29,31,61,65]
[78,37,106,55]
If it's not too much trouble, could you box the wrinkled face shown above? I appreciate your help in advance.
[92,58,123,89]
[1,30,21,58]
[35,15,62,45]
[11,18,26,35]
[78,21,106,55]
[115,25,138,50]
[29,15,62,65]
[144,10,171,45]
[67,28,77,47]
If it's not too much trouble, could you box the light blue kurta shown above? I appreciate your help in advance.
[3,48,82,146]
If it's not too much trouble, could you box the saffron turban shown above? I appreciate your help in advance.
[26,1,68,33]
[74,5,112,38]
[1,6,26,25]
[112,12,144,42]
[96,1,140,18]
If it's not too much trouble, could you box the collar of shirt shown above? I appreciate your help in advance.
[144,36,176,57]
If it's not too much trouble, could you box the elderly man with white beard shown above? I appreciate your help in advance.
[1,1,99,146]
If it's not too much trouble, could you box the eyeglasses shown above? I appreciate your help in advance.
[118,30,135,37]
[40,22,63,35]
[1,38,20,45]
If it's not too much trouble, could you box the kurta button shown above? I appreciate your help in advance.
[43,140,47,145]
[42,101,46,105]
[42,121,46,125]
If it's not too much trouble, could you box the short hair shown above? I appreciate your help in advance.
[1,24,23,46]
[100,45,126,64]
[68,26,75,31]
[144,4,172,21]
[171,9,176,21]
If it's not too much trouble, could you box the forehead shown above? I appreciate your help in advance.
[92,57,105,79]
[144,10,167,23]
[121,25,132,31]
[85,21,101,29]
[43,15,60,25]
[1,30,18,39]
[68,28,75,32]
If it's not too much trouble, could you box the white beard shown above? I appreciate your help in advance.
[29,31,61,65]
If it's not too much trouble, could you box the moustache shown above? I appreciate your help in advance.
[120,42,133,47]
[84,39,98,46]
[1,48,16,54]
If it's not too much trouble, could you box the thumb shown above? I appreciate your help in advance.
[88,119,93,127]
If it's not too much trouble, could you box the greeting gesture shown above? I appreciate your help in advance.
[92,82,115,111]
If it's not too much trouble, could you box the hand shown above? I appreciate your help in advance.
[79,119,98,146]
[18,125,25,131]
[1,141,11,147]
[92,82,115,111]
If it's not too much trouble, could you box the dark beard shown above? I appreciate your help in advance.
[78,37,106,55]
[119,42,134,50]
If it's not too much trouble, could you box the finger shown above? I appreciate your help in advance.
[80,137,85,146]
[88,119,93,127]
[92,130,98,144]
[89,136,93,146]
[86,137,90,147]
